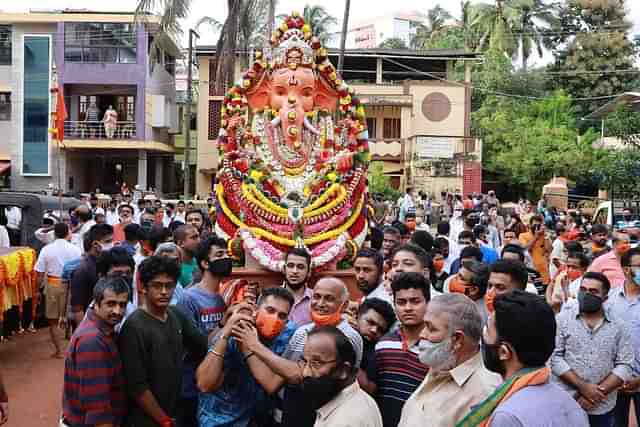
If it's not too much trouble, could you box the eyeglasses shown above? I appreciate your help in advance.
[297,358,337,373]
[148,281,177,292]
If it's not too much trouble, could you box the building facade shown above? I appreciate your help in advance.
[195,47,482,198]
[327,12,428,49]
[0,10,180,195]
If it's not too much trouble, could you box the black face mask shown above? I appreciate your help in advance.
[301,371,343,410]
[578,291,603,314]
[141,220,153,232]
[208,258,233,277]
[481,335,506,376]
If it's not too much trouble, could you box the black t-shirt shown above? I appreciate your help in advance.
[70,255,97,311]
[117,307,208,427]
[361,339,378,385]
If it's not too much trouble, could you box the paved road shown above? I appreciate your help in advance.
[2,329,64,427]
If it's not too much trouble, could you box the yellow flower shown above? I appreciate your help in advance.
[250,170,263,181]
[302,24,311,33]
[327,172,337,182]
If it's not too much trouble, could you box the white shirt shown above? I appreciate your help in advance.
[34,238,81,277]
[105,209,119,226]
[5,207,21,230]
[366,282,394,306]
[72,220,96,253]
[0,225,9,248]
[173,212,186,223]
[35,228,55,245]
[91,206,105,216]
[314,382,382,427]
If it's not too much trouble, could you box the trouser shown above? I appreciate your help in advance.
[589,410,614,427]
[614,391,640,427]
[176,396,198,427]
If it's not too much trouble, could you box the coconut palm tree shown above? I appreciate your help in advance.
[469,0,557,70]
[410,5,453,49]
[278,5,338,45]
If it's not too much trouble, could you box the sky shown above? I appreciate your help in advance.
[5,0,640,66]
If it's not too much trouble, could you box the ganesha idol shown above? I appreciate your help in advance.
[215,11,370,273]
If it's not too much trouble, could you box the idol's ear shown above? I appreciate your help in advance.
[246,73,272,110]
[314,76,340,112]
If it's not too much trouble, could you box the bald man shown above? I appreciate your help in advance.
[233,277,363,427]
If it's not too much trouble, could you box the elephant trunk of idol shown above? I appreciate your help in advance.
[279,103,305,148]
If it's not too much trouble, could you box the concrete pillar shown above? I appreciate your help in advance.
[155,156,164,195]
[376,57,383,84]
[137,149,147,191]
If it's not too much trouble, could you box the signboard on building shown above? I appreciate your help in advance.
[415,136,455,159]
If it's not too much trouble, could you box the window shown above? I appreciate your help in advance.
[165,53,175,76]
[0,26,10,65]
[23,36,50,175]
[383,118,401,139]
[64,23,137,63]
[0,93,10,121]
[366,118,377,139]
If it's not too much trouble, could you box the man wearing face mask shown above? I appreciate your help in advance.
[465,290,588,426]
[175,236,228,427]
[551,272,633,426]
[237,277,362,427]
[485,259,529,315]
[70,224,114,326]
[606,247,640,426]
[398,294,501,427]
[282,248,313,326]
[588,231,630,289]
[298,326,383,427]
[446,260,491,323]
[196,287,297,427]
[549,251,590,312]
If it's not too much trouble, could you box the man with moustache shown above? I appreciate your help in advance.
[282,248,313,326]
[463,290,588,426]
[62,277,130,427]
[300,326,383,427]
[354,248,391,305]
[399,293,500,427]
[240,277,363,427]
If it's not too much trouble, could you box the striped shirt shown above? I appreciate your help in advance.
[63,309,126,427]
[277,319,363,427]
[375,328,429,427]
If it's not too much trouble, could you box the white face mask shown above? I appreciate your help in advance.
[99,242,114,252]
[418,337,456,370]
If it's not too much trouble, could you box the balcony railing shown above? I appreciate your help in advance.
[64,121,137,140]
[369,138,404,159]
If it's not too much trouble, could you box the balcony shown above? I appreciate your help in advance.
[64,120,137,140]
[62,120,174,153]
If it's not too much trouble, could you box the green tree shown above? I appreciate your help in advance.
[379,37,408,49]
[475,90,598,193]
[548,0,637,117]
[604,105,640,149]
[368,162,401,200]
[279,5,337,45]
[411,5,453,49]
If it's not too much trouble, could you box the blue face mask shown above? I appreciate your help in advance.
[633,268,640,286]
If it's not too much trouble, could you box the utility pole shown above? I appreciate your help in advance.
[184,29,199,199]
[337,0,351,76]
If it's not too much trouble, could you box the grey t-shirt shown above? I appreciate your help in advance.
[490,382,588,427]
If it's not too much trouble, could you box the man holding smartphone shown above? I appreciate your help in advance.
[519,215,552,285]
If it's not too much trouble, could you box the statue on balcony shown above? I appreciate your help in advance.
[215,11,370,272]
[103,105,118,139]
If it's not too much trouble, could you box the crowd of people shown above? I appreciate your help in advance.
[18,187,640,427]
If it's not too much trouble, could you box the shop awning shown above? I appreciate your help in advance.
[0,161,10,175]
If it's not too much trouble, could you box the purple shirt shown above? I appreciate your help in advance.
[489,381,588,427]
[288,286,313,326]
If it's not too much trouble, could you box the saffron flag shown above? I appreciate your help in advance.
[55,87,67,142]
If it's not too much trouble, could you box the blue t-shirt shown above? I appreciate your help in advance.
[198,322,297,427]
[176,285,226,398]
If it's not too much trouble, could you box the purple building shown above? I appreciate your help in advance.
[0,10,180,194]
